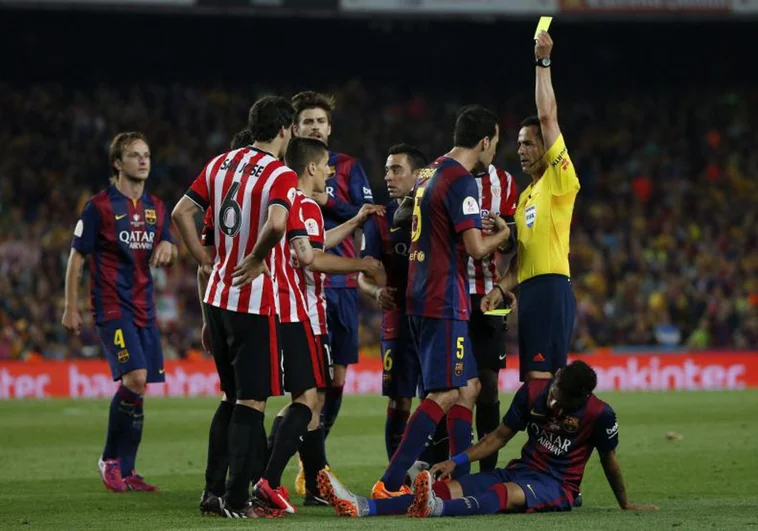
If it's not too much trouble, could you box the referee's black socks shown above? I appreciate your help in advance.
[476,400,501,472]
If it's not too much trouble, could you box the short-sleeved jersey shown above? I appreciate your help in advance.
[185,146,298,315]
[71,184,173,327]
[406,156,483,321]
[321,151,373,289]
[275,191,311,324]
[515,135,580,283]
[361,200,411,340]
[297,197,328,336]
[502,379,619,496]
[468,164,518,295]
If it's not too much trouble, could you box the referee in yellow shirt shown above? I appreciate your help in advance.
[482,30,579,382]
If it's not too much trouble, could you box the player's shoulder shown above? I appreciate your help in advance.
[331,151,357,165]
[524,378,551,404]
[586,394,615,420]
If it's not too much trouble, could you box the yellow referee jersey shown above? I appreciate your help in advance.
[515,135,580,283]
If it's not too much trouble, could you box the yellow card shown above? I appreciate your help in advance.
[534,16,552,39]
[484,308,512,316]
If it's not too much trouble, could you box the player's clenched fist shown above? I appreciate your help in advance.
[430,459,456,481]
[535,30,553,58]
[62,307,83,336]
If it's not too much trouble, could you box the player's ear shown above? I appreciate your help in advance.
[480,137,490,153]
[307,161,316,176]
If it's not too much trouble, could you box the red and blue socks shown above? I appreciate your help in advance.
[447,405,473,479]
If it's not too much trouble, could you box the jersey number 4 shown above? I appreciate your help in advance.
[220,181,242,237]
[410,186,426,243]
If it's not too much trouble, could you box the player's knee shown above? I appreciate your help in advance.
[426,388,459,412]
[457,378,481,408]
[294,387,319,412]
[122,370,147,395]
[332,365,347,386]
[389,396,412,413]
[505,482,527,512]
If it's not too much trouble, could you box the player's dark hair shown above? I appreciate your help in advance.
[520,115,544,145]
[453,105,499,149]
[285,137,329,176]
[292,91,336,124]
[230,129,254,149]
[388,143,429,172]
[556,361,598,410]
[109,131,148,178]
[247,96,295,143]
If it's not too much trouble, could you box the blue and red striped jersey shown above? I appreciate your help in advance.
[361,201,410,340]
[321,151,373,289]
[71,184,173,327]
[502,379,619,500]
[406,157,483,321]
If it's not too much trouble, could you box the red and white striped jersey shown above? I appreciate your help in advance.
[186,147,298,315]
[275,192,310,324]
[468,164,518,295]
[297,197,328,336]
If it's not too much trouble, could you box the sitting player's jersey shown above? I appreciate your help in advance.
[468,164,518,295]
[275,191,311,324]
[297,197,328,336]
[406,156,483,321]
[502,379,619,497]
[361,200,411,340]
[72,184,173,327]
[321,151,373,289]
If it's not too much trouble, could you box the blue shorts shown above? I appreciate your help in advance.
[518,274,576,381]
[97,319,165,384]
[408,316,477,392]
[457,467,573,513]
[381,337,422,398]
[326,288,360,366]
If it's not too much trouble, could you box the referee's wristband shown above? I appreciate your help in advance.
[452,452,470,467]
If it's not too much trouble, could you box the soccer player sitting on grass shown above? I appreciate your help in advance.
[318,361,658,517]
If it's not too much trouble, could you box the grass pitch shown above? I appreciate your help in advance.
[1,391,757,530]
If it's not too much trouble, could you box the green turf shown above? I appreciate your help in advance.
[1,391,757,530]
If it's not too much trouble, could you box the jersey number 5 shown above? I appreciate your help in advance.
[220,181,242,237]
[456,337,465,359]
[410,186,426,243]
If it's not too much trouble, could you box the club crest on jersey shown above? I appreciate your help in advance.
[562,416,579,433]
[117,349,130,363]
[144,209,157,225]
[462,196,480,215]
[287,188,297,204]
[525,205,536,228]
[455,362,464,376]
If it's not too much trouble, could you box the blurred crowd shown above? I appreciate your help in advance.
[1,81,756,361]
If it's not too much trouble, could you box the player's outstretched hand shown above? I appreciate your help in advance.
[150,241,175,268]
[535,30,553,59]
[376,287,397,311]
[232,255,271,287]
[356,204,386,224]
[430,460,456,481]
[62,308,83,336]
[622,503,659,511]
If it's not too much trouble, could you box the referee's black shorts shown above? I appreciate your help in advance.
[280,321,326,395]
[469,294,508,372]
[517,274,576,382]
[205,305,282,401]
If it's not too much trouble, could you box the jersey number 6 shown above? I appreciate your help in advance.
[220,181,242,237]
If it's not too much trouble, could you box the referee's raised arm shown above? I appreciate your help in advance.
[534,31,560,149]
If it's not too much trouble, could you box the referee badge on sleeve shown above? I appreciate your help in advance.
[525,205,537,228]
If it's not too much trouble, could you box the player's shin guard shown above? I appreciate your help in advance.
[447,405,473,478]
[441,483,508,517]
[385,406,410,461]
[113,385,143,477]
[225,405,266,509]
[321,385,344,440]
[299,427,326,495]
[205,400,234,496]
[264,402,311,488]
[381,399,445,491]
[475,400,500,472]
